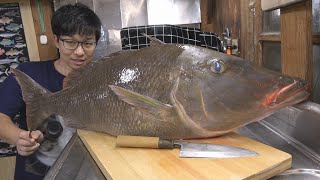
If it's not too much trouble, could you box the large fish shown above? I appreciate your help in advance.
[12,40,309,139]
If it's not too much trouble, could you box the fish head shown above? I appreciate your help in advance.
[175,45,309,133]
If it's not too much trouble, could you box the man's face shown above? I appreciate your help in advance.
[54,34,97,71]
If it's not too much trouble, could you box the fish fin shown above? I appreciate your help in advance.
[142,33,165,45]
[107,50,136,58]
[11,68,52,131]
[109,85,173,120]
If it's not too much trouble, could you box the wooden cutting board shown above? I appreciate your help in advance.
[77,130,291,180]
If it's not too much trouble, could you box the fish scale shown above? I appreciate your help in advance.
[12,40,309,139]
[58,45,175,132]
[53,45,183,137]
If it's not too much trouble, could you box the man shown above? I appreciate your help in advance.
[0,3,101,179]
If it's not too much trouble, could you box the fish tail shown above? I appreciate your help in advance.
[11,68,53,131]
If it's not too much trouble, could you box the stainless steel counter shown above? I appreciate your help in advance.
[237,101,320,179]
[44,101,320,179]
[44,133,105,180]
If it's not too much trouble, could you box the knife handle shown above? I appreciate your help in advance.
[116,135,174,149]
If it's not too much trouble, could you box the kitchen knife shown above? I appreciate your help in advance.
[116,135,259,158]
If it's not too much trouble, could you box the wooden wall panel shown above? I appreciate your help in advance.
[30,0,58,61]
[1,0,58,61]
[201,0,241,40]
[201,0,255,61]
[281,0,313,90]
[255,0,263,66]
[0,156,16,180]
[240,0,255,61]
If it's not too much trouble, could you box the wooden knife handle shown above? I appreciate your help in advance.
[116,135,174,149]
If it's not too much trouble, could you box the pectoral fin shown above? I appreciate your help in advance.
[109,85,173,120]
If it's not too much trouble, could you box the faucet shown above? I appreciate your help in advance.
[222,28,232,55]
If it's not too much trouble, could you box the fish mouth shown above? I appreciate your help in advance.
[263,80,309,108]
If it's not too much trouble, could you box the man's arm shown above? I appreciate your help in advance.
[0,113,43,156]
[0,113,22,144]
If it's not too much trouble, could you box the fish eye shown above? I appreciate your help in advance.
[207,59,226,74]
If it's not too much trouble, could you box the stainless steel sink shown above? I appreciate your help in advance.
[237,101,320,179]
[271,169,320,180]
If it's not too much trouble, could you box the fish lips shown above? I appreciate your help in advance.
[264,80,309,108]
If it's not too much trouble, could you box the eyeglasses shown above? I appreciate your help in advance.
[58,37,97,51]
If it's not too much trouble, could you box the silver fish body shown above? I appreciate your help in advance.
[5,49,23,56]
[5,23,22,32]
[0,31,19,38]
[0,57,18,65]
[12,43,309,139]
[0,39,14,46]
[14,43,27,49]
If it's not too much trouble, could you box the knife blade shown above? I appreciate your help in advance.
[116,135,259,158]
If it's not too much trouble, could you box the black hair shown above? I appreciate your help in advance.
[51,3,102,42]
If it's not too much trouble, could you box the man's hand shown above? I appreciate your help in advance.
[16,130,44,156]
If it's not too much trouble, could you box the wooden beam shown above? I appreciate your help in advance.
[30,0,58,61]
[255,0,263,66]
[200,0,211,32]
[313,33,320,44]
[259,32,281,42]
[240,0,255,61]
[281,0,313,91]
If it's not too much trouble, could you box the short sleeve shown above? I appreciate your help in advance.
[0,72,24,119]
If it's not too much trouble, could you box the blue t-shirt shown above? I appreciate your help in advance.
[0,60,65,180]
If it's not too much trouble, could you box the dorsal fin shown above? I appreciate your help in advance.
[11,68,52,131]
[142,33,164,46]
